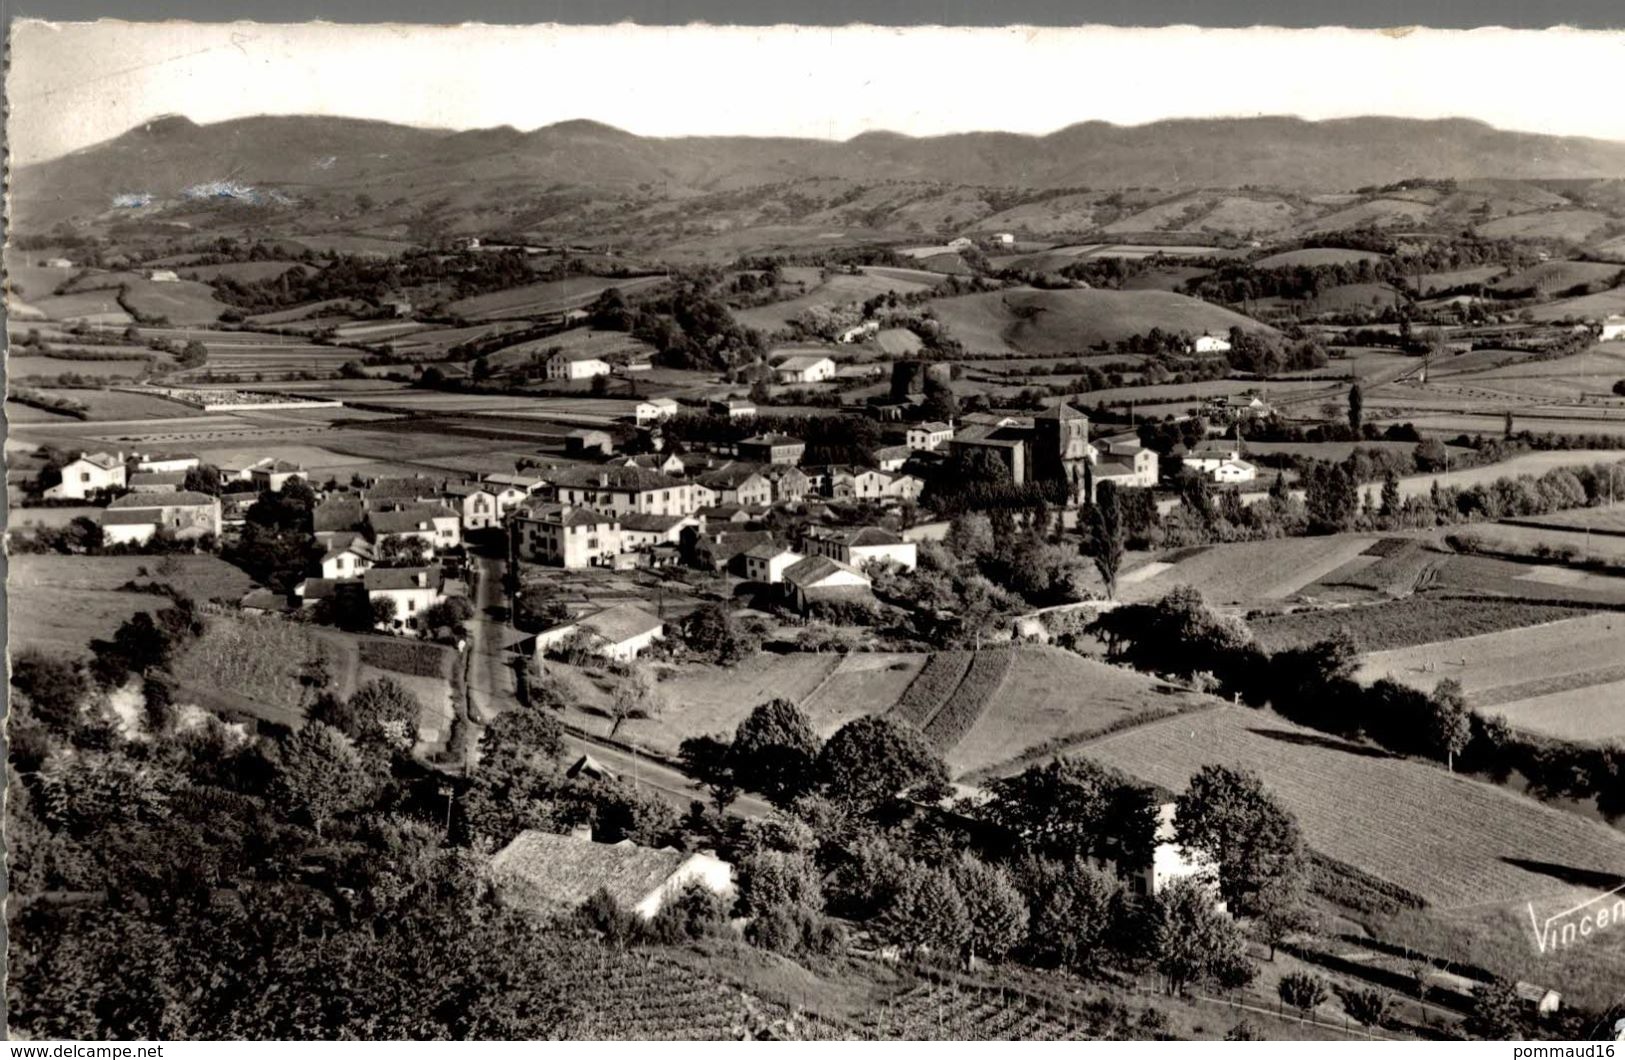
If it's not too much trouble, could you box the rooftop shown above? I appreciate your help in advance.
[549,465,678,492]
[363,566,444,592]
[575,603,664,645]
[740,433,804,447]
[783,554,868,587]
[490,831,700,913]
[776,354,834,371]
[106,490,218,509]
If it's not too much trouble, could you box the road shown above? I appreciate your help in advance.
[463,549,772,819]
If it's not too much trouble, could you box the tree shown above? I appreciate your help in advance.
[1342,988,1391,1036]
[183,464,223,496]
[728,698,821,804]
[606,664,661,738]
[947,854,1028,962]
[333,676,422,748]
[1153,877,1253,996]
[1379,469,1400,518]
[1429,679,1473,772]
[177,340,209,369]
[677,602,754,663]
[376,535,430,567]
[647,881,729,944]
[271,722,376,836]
[1087,480,1126,599]
[1304,462,1358,533]
[1174,765,1305,916]
[985,757,1158,865]
[10,649,90,734]
[1464,977,1525,1039]
[1347,383,1363,433]
[1254,871,1310,960]
[878,864,970,956]
[1012,857,1121,971]
[1278,971,1328,1018]
[816,715,949,813]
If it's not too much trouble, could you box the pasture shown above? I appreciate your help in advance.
[1474,209,1614,242]
[1450,521,1625,561]
[1081,705,1625,910]
[28,291,132,325]
[1519,505,1625,533]
[119,279,230,325]
[926,287,1271,356]
[630,653,845,755]
[9,355,154,380]
[1252,247,1387,268]
[22,388,209,421]
[1357,611,1625,741]
[446,274,664,320]
[1357,450,1625,508]
[800,652,928,736]
[733,269,941,333]
[1120,535,1380,606]
[1248,597,1591,654]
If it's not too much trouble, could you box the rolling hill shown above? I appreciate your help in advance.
[928,287,1275,355]
[16,114,1625,233]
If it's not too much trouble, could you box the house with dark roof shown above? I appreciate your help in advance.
[696,463,771,507]
[363,566,447,634]
[708,397,757,421]
[364,475,448,507]
[512,503,621,568]
[800,525,918,571]
[533,603,665,662]
[736,433,805,466]
[547,465,696,518]
[368,504,462,555]
[441,481,502,531]
[313,495,366,537]
[249,459,306,493]
[319,532,375,579]
[781,555,873,613]
[742,541,803,584]
[490,830,733,920]
[100,491,221,544]
[757,463,811,504]
[128,470,187,493]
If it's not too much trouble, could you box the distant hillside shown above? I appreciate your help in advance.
[929,288,1276,355]
[14,113,1625,232]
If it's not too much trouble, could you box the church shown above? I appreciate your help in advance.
[948,402,1158,504]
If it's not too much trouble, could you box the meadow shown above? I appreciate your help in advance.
[446,274,664,320]
[635,653,844,754]
[1120,535,1380,607]
[926,287,1272,356]
[119,278,231,325]
[1081,705,1625,910]
[733,268,942,333]
[1248,597,1590,654]
[799,652,926,736]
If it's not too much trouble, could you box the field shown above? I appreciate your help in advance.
[27,291,133,324]
[1450,521,1625,561]
[1475,209,1614,242]
[169,613,332,717]
[445,274,665,320]
[1485,260,1624,296]
[1357,611,1625,742]
[951,648,1220,781]
[1249,597,1591,654]
[176,261,309,283]
[799,652,927,736]
[17,388,207,421]
[480,325,658,369]
[119,279,231,325]
[7,554,253,656]
[1358,450,1625,508]
[1082,706,1625,909]
[1432,552,1625,606]
[733,268,942,333]
[1120,535,1380,607]
[1252,247,1387,268]
[925,288,1273,356]
[9,355,154,380]
[633,653,844,754]
[1519,505,1625,533]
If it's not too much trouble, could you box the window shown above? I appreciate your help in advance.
[80,472,91,482]
[408,599,417,612]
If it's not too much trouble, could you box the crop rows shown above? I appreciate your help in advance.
[889,651,972,728]
[922,648,1014,752]
[855,984,1085,1041]
[170,614,329,710]
[537,949,780,1040]
[359,637,452,678]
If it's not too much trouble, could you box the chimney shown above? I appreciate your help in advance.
[569,821,594,842]
[414,571,427,587]
[598,471,610,487]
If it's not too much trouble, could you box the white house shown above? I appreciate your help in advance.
[248,459,306,493]
[148,269,180,283]
[709,398,757,421]
[363,566,446,633]
[741,542,804,584]
[905,421,954,452]
[99,491,222,544]
[490,830,734,921]
[1181,443,1243,476]
[533,603,664,662]
[319,534,375,580]
[634,397,680,425]
[45,451,126,499]
[442,482,502,531]
[1193,334,1232,354]
[546,350,612,381]
[369,505,462,556]
[1602,315,1625,342]
[134,452,201,474]
[781,555,874,613]
[836,321,880,345]
[775,354,838,382]
[1212,459,1258,485]
[991,232,1015,245]
[801,525,918,571]
[512,504,621,568]
[947,237,975,250]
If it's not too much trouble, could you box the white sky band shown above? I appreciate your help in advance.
[9,22,1625,166]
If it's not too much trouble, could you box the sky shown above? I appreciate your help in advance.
[9,21,1625,166]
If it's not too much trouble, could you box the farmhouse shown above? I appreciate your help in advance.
[742,542,804,584]
[565,428,614,457]
[697,464,773,508]
[1092,433,1160,492]
[483,471,548,496]
[45,451,126,499]
[852,469,923,504]
[320,534,375,579]
[546,349,612,381]
[248,459,306,493]
[870,444,913,472]
[1602,315,1625,342]
[775,354,837,382]
[490,830,733,921]
[134,451,201,474]
[620,452,686,477]
[781,555,874,614]
[363,566,447,634]
[368,505,462,555]
[905,421,955,452]
[547,465,697,518]
[736,433,806,466]
[44,257,74,268]
[801,525,918,571]
[709,398,757,421]
[992,232,1015,245]
[441,482,502,531]
[619,512,700,550]
[148,269,180,283]
[512,504,621,568]
[1181,442,1242,474]
[532,603,664,663]
[758,464,811,504]
[634,397,680,425]
[836,322,879,345]
[99,491,222,544]
[128,471,186,493]
[313,496,366,536]
[1212,459,1257,485]
[1107,804,1226,907]
[1193,334,1232,354]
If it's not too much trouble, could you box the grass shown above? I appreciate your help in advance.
[1253,247,1388,268]
[925,287,1274,356]
[1080,705,1625,910]
[799,652,926,736]
[358,637,454,678]
[1520,506,1625,534]
[119,279,230,325]
[733,269,941,332]
[951,647,1218,780]
[889,651,972,728]
[169,612,330,713]
[446,275,664,320]
[1450,522,1625,561]
[25,388,207,420]
[1121,535,1380,606]
[28,291,133,324]
[922,648,1014,752]
[1249,597,1590,654]
[632,653,843,754]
